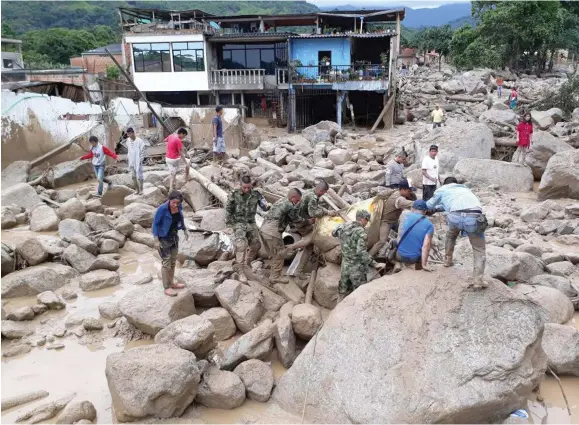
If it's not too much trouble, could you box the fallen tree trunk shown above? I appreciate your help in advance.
[446,95,486,103]
[305,264,318,304]
[327,188,350,209]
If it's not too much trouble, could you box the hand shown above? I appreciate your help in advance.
[223,228,234,235]
[154,239,160,250]
[183,231,189,241]
[374,262,386,270]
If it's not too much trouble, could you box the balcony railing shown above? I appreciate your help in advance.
[210,69,265,89]
[290,64,388,84]
[276,68,289,85]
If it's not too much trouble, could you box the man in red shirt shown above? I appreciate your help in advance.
[165,127,190,192]
[513,112,533,165]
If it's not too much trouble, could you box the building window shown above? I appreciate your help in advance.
[3,59,14,69]
[133,43,171,72]
[172,42,204,72]
[220,43,286,75]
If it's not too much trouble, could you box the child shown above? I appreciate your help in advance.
[212,105,225,163]
[80,136,118,196]
[508,87,518,110]
[513,113,533,165]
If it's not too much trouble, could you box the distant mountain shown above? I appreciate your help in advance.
[320,2,473,28]
[447,15,475,29]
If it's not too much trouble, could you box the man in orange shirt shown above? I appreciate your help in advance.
[496,76,504,98]
[165,127,190,192]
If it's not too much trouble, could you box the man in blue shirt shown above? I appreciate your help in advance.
[212,105,225,163]
[426,177,487,289]
[396,200,434,271]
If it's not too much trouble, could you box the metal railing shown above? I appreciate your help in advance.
[210,68,265,87]
[290,64,388,84]
[276,68,289,85]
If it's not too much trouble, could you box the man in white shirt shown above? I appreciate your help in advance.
[124,127,146,194]
[421,144,441,202]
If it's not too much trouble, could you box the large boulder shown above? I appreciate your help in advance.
[513,284,574,325]
[58,219,90,241]
[273,268,546,423]
[1,263,77,298]
[154,315,216,358]
[177,269,220,307]
[538,150,579,201]
[178,233,222,267]
[122,203,156,227]
[328,148,352,166]
[51,160,93,188]
[79,270,120,292]
[57,198,86,221]
[56,400,97,424]
[29,204,60,232]
[530,108,563,131]
[453,158,533,192]
[1,160,30,189]
[1,206,17,229]
[1,244,15,277]
[242,122,261,150]
[84,212,112,233]
[214,279,264,333]
[15,237,48,266]
[105,344,200,422]
[118,286,196,335]
[414,121,494,174]
[291,304,322,341]
[221,319,274,370]
[274,315,296,368]
[1,183,41,211]
[528,274,577,298]
[101,185,135,206]
[196,367,246,409]
[233,359,275,402]
[441,79,465,94]
[200,308,237,341]
[62,244,98,274]
[124,187,166,207]
[541,323,579,376]
[524,131,574,180]
[479,108,517,126]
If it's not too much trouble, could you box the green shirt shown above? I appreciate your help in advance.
[225,189,267,228]
[332,221,376,267]
[264,197,300,234]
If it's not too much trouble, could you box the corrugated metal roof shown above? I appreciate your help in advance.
[208,32,296,40]
[288,31,396,39]
[83,43,123,55]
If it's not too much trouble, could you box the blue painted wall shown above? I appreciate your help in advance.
[290,38,351,66]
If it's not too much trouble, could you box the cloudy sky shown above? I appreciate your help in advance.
[308,0,469,9]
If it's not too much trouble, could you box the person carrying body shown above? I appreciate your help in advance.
[394,200,434,271]
[260,188,302,284]
[426,177,487,289]
[332,210,385,303]
[212,105,225,163]
[225,175,270,283]
[384,151,407,188]
[165,127,190,192]
[80,135,118,197]
[368,179,416,258]
[124,127,146,194]
[421,144,441,202]
[153,191,189,297]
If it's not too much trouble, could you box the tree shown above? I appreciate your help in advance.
[2,23,17,38]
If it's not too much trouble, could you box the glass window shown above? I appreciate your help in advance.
[231,50,246,69]
[133,43,171,72]
[260,49,275,74]
[172,42,204,72]
[219,43,282,75]
[246,49,260,69]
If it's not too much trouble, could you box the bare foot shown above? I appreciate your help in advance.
[171,283,185,289]
[164,288,178,297]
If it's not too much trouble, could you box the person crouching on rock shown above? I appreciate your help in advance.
[332,210,386,304]
[153,191,189,297]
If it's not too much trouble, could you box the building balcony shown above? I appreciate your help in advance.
[290,64,389,91]
[210,69,266,90]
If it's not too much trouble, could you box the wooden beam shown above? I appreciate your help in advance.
[188,167,228,204]
[370,94,394,133]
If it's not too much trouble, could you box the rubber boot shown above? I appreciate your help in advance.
[444,255,454,267]
[234,250,247,284]
[138,179,144,195]
[444,239,455,267]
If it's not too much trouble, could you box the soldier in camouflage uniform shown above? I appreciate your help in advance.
[332,210,386,303]
[225,175,269,282]
[260,188,302,284]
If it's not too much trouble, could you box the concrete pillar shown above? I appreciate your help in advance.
[336,91,343,130]
[241,91,246,118]
[196,92,201,105]
[259,18,265,33]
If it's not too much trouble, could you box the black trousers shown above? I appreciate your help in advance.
[422,185,437,202]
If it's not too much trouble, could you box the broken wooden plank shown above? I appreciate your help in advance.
[370,95,394,133]
[305,263,318,305]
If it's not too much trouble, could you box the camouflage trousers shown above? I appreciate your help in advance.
[338,262,368,295]
[233,224,261,265]
[260,220,285,278]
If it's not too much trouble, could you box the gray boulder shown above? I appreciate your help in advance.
[122,203,156,227]
[113,215,134,237]
[2,263,77,298]
[118,286,196,335]
[58,219,90,241]
[200,308,237,341]
[101,185,135,206]
[56,400,96,424]
[546,261,575,277]
[105,344,200,421]
[274,315,296,368]
[98,301,122,320]
[177,269,220,307]
[541,323,579,376]
[1,160,30,189]
[124,187,166,207]
[178,233,222,267]
[1,243,15,277]
[80,270,120,291]
[51,160,93,187]
[62,244,97,274]
[1,183,41,211]
[129,231,155,248]
[291,304,322,341]
[37,290,66,310]
[222,319,275,370]
[524,131,573,180]
[528,274,577,298]
[479,108,517,126]
[29,204,60,232]
[69,234,98,256]
[538,149,579,201]
[196,367,245,409]
[16,237,48,266]
[273,268,546,423]
[57,198,86,221]
[84,212,112,232]
[513,284,574,324]
[99,239,119,254]
[453,159,533,192]
[1,207,17,229]
[6,306,35,321]
[215,279,264,333]
[233,359,275,402]
[155,315,216,358]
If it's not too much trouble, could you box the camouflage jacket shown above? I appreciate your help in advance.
[332,222,376,267]
[225,189,268,228]
[298,190,328,221]
[263,198,300,234]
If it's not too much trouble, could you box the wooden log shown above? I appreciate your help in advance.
[256,158,284,173]
[29,126,97,170]
[337,184,348,197]
[38,195,61,208]
[327,188,350,209]
[371,94,394,133]
[2,391,49,411]
[495,138,518,147]
[305,263,318,304]
[188,167,228,204]
[446,94,486,103]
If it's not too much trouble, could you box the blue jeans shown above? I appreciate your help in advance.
[445,212,486,282]
[93,165,110,195]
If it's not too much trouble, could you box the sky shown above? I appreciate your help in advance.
[308,0,470,9]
